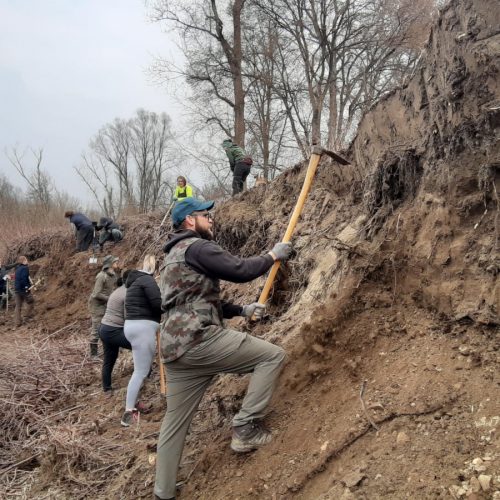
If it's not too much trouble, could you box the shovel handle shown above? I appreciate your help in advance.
[156,330,167,396]
[255,152,322,312]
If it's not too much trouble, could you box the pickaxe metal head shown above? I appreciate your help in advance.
[311,145,350,165]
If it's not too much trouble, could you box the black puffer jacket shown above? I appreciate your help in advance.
[125,270,162,323]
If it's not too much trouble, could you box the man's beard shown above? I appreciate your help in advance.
[195,220,214,240]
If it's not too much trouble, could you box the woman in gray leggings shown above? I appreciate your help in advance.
[122,255,162,426]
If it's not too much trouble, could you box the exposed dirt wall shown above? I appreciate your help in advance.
[1,0,499,498]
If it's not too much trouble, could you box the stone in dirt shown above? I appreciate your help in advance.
[312,343,326,354]
[396,431,410,445]
[341,469,366,488]
[469,476,481,493]
[477,474,491,491]
[449,485,467,498]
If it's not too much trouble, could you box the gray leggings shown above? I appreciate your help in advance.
[123,319,159,410]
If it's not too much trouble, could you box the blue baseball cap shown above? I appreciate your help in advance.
[172,198,215,226]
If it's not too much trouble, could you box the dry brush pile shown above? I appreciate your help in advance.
[0,324,130,499]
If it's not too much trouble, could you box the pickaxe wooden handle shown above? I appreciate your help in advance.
[255,146,349,312]
[156,329,167,396]
[160,200,176,228]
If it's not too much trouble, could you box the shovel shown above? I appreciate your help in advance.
[89,226,99,265]
[255,146,349,313]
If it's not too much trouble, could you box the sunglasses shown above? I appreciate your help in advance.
[190,211,213,221]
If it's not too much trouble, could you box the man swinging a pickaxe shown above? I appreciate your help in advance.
[153,146,348,500]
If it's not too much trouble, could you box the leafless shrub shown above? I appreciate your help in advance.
[0,327,128,498]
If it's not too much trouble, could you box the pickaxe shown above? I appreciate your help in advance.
[255,145,350,314]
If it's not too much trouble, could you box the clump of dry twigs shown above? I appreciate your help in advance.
[4,230,70,264]
[0,325,127,498]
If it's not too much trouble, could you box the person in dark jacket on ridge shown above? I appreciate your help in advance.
[153,198,293,500]
[64,210,95,252]
[96,216,123,251]
[121,255,162,427]
[99,270,132,393]
[14,255,34,327]
[222,138,252,196]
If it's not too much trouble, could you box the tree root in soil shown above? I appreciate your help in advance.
[362,149,422,239]
[288,395,458,494]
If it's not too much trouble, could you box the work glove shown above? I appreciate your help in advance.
[242,302,266,320]
[269,242,293,261]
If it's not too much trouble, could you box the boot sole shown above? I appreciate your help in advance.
[230,442,257,453]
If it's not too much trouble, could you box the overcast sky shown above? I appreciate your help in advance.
[0,0,184,204]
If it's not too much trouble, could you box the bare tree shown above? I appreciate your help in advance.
[149,0,248,146]
[244,12,292,179]
[77,109,173,215]
[75,153,116,217]
[251,0,435,149]
[5,146,53,210]
[129,109,173,212]
[91,118,133,207]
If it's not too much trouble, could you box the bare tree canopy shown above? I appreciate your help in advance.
[76,109,174,215]
[148,0,436,183]
[5,147,53,210]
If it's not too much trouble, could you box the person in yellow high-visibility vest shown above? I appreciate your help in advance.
[173,176,194,201]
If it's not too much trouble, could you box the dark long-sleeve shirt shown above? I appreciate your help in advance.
[14,264,30,294]
[163,230,274,318]
[186,239,274,283]
[69,213,93,230]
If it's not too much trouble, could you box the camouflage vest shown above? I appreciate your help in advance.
[159,237,223,362]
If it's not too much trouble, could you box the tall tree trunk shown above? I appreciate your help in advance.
[232,0,246,147]
[327,81,338,150]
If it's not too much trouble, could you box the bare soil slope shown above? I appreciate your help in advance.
[1,0,498,498]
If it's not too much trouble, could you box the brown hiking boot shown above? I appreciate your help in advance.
[231,421,272,453]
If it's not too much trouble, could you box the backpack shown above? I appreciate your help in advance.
[243,156,253,166]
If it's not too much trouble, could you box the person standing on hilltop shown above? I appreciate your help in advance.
[14,255,34,328]
[222,138,253,196]
[172,176,194,201]
[64,210,95,252]
[153,198,293,500]
[88,255,121,357]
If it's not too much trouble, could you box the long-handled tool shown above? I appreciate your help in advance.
[5,276,9,311]
[89,225,99,265]
[156,329,167,396]
[160,201,176,228]
[255,145,349,311]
